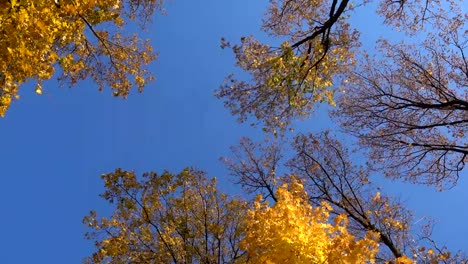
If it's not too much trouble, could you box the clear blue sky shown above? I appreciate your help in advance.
[0,1,466,263]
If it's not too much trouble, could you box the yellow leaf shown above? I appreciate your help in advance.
[35,85,43,95]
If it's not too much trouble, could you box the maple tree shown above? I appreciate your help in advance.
[241,179,380,263]
[223,133,467,263]
[0,0,160,116]
[216,0,357,131]
[84,168,247,263]
[84,152,467,263]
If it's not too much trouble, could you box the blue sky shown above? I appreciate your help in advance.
[0,0,466,263]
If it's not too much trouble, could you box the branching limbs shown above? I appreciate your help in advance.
[216,0,452,131]
[334,30,468,187]
[217,0,358,131]
[223,133,465,262]
[288,132,408,261]
[222,137,282,202]
[84,169,247,264]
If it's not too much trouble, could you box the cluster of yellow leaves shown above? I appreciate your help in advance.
[84,168,247,263]
[370,192,408,232]
[394,256,414,264]
[240,39,347,108]
[394,247,454,264]
[409,246,457,263]
[0,0,160,116]
[217,0,359,130]
[240,179,380,264]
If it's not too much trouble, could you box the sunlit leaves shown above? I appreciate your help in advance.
[216,0,358,131]
[84,168,247,263]
[241,179,380,263]
[0,0,161,116]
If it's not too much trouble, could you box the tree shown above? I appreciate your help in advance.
[215,0,457,131]
[223,133,467,263]
[333,15,467,188]
[241,179,381,263]
[83,168,247,264]
[0,0,161,117]
[216,0,357,131]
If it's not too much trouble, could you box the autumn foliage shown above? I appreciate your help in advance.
[84,169,247,263]
[223,133,467,263]
[217,0,358,130]
[0,0,160,116]
[241,179,380,264]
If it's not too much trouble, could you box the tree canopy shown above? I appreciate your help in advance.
[241,179,380,264]
[86,164,466,263]
[84,168,247,263]
[333,21,468,188]
[0,0,466,262]
[0,0,161,116]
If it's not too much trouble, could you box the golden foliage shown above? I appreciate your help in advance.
[0,0,161,116]
[217,6,358,130]
[240,179,380,264]
[84,168,247,263]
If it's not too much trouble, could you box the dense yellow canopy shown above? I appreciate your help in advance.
[241,179,380,264]
[0,0,159,116]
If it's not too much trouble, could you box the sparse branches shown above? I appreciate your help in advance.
[334,23,468,187]
[221,137,283,201]
[216,0,455,132]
